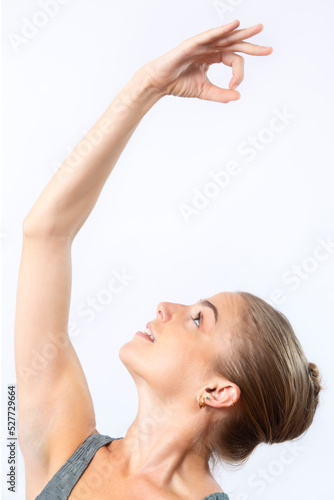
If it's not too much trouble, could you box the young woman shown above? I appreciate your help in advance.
[14,20,321,500]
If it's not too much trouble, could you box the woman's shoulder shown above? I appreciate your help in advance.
[185,472,227,500]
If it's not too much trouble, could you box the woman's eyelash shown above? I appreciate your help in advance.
[192,311,201,327]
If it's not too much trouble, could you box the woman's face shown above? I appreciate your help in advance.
[119,291,244,402]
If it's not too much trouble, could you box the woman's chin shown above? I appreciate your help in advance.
[118,339,141,367]
[118,341,131,362]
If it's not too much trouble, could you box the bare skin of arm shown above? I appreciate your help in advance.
[15,72,163,479]
[14,20,272,487]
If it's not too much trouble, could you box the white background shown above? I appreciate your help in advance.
[2,0,334,498]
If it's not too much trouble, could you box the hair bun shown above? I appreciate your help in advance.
[308,362,322,398]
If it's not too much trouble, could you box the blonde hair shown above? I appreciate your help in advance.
[196,291,322,466]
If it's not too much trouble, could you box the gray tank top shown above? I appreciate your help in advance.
[35,433,229,500]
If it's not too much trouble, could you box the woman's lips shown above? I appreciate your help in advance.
[145,323,156,341]
[135,331,155,343]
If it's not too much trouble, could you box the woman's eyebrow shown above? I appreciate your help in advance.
[198,299,218,323]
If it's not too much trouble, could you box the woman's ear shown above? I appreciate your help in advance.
[204,380,241,409]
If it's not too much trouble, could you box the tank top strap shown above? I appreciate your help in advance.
[35,433,119,499]
[202,493,230,500]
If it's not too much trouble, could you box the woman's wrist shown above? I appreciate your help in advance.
[98,66,164,135]
[115,66,165,116]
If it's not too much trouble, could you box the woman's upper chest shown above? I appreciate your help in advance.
[67,447,182,499]
[67,445,222,500]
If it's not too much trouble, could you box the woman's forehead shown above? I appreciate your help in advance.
[205,292,244,322]
[206,291,239,307]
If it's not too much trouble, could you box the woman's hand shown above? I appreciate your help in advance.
[139,20,272,103]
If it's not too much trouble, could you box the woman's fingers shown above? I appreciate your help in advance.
[214,23,265,46]
[221,41,273,56]
[199,52,243,102]
[201,82,241,103]
[186,19,240,46]
[192,22,265,49]
[183,22,272,59]
[220,52,245,90]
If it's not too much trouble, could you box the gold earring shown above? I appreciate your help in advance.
[198,396,208,409]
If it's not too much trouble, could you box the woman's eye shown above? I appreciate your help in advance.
[192,312,201,327]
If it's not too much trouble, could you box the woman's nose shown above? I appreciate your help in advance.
[156,302,176,322]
